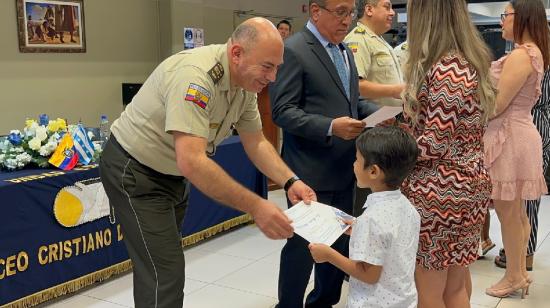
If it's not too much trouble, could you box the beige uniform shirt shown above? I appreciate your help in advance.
[393,41,409,72]
[111,44,262,176]
[345,22,403,107]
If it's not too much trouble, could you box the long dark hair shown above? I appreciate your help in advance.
[511,0,550,69]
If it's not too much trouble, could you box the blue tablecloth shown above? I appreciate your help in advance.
[0,136,266,306]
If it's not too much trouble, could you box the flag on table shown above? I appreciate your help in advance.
[49,133,78,170]
[72,124,95,165]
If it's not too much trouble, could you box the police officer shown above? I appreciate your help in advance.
[345,0,404,106]
[99,18,316,308]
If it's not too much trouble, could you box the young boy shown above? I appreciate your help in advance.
[309,126,420,308]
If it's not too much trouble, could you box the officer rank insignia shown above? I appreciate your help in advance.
[208,62,224,84]
[347,42,359,53]
[354,27,366,34]
[185,83,211,109]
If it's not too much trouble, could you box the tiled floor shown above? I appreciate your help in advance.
[43,191,550,308]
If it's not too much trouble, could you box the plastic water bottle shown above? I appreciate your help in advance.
[99,115,110,149]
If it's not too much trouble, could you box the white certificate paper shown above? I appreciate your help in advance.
[285,201,354,246]
[362,106,403,127]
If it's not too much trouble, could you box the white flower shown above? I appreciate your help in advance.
[24,122,39,138]
[4,158,18,170]
[35,126,48,141]
[49,133,61,143]
[9,130,21,136]
[28,137,42,151]
[16,152,31,165]
[0,154,5,163]
[39,141,58,156]
[0,139,10,151]
[13,147,25,153]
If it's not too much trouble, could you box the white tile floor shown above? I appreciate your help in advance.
[43,191,550,308]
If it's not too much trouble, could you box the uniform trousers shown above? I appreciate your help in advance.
[100,136,189,308]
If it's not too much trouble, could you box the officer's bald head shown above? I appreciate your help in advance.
[227,17,284,93]
[231,17,283,51]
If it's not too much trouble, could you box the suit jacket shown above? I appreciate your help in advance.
[270,27,378,192]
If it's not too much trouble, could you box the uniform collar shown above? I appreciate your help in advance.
[217,43,231,92]
[362,189,402,209]
[357,21,379,39]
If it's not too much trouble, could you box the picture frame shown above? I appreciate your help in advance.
[15,0,86,53]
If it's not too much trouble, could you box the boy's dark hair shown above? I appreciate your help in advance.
[356,126,418,189]
[276,19,292,30]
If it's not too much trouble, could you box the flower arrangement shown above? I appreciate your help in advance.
[0,115,101,171]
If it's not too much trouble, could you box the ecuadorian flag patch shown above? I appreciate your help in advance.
[185,83,211,109]
[347,42,359,53]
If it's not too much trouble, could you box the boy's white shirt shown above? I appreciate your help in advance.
[347,189,420,308]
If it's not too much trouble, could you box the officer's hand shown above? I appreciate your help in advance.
[251,201,294,240]
[332,117,366,140]
[287,180,317,205]
[392,84,406,99]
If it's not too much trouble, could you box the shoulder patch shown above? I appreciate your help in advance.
[354,27,366,34]
[347,42,359,53]
[185,83,211,109]
[401,43,408,51]
[207,62,224,84]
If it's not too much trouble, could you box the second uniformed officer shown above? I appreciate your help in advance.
[99,18,316,308]
[345,0,404,106]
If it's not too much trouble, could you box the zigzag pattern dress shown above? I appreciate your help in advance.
[402,53,492,270]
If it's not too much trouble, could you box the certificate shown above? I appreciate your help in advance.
[285,201,354,246]
[362,106,403,127]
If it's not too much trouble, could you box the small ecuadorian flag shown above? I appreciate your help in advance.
[49,133,79,171]
[185,83,210,109]
[347,42,359,53]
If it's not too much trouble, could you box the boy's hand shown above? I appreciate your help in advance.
[342,219,354,236]
[308,243,334,263]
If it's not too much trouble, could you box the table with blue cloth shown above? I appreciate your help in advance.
[0,136,266,307]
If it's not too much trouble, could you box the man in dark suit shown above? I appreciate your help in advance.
[270,0,379,307]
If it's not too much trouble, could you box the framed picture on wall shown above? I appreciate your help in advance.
[15,0,86,53]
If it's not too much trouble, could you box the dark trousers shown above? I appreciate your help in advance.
[277,188,353,308]
[100,137,189,308]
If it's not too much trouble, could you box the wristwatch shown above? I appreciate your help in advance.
[284,175,300,192]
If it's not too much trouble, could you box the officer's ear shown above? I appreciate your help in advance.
[229,43,245,64]
[365,3,375,17]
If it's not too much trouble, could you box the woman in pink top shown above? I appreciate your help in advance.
[484,0,550,298]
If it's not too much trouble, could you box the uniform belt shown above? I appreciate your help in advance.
[109,135,185,180]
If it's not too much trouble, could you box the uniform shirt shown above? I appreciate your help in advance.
[347,190,420,308]
[111,44,262,176]
[393,41,409,72]
[344,22,403,107]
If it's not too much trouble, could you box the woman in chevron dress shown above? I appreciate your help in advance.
[400,1,496,306]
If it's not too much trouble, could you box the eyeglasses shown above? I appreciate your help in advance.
[319,6,357,19]
[500,12,515,21]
